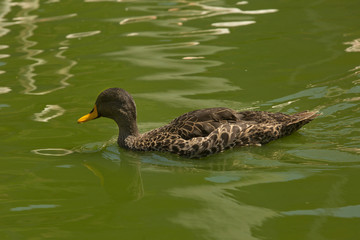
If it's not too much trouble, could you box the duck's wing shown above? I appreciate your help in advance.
[160,108,318,142]
[166,107,241,139]
[236,111,293,124]
[237,110,319,124]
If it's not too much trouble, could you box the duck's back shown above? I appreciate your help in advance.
[167,107,240,139]
[165,108,315,139]
[129,108,317,157]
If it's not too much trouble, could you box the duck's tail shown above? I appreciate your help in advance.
[282,111,319,136]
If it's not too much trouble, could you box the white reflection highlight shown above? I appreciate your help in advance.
[176,28,230,37]
[45,0,60,3]
[239,9,278,15]
[31,148,73,156]
[14,0,44,95]
[182,56,204,60]
[36,13,77,23]
[13,0,77,95]
[212,21,256,27]
[33,104,65,122]
[54,40,77,91]
[66,30,101,39]
[271,99,300,110]
[126,32,139,37]
[344,38,360,52]
[117,1,278,29]
[0,0,11,76]
[181,2,278,22]
[0,0,11,38]
[85,0,123,2]
[236,1,248,5]
[120,15,157,25]
[0,87,11,94]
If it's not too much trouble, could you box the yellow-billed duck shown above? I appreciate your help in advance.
[78,88,318,158]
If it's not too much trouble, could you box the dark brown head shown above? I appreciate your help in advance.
[77,88,138,135]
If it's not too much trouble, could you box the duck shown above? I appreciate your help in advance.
[77,88,318,158]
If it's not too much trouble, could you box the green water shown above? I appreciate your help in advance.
[1,0,360,239]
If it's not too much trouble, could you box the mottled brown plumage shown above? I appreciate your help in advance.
[78,88,318,158]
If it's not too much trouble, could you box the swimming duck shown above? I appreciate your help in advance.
[78,88,318,158]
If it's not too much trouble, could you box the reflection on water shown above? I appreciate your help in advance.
[344,38,360,52]
[211,21,255,27]
[33,104,65,122]
[0,0,11,37]
[102,0,278,107]
[120,15,157,25]
[0,0,11,77]
[66,30,101,39]
[15,0,43,94]
[83,146,144,202]
[37,13,77,23]
[1,0,278,105]
[31,148,73,156]
[10,204,59,212]
[0,86,11,94]
[169,170,312,240]
[1,0,360,239]
[266,39,360,161]
[283,204,360,218]
[4,0,77,95]
[106,39,240,107]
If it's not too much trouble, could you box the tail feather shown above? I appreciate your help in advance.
[289,111,319,124]
[282,111,319,136]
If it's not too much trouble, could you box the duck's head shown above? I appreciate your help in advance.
[77,88,137,128]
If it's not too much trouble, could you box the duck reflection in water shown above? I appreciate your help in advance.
[83,148,144,202]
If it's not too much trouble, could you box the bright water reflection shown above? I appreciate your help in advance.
[1,0,360,239]
[0,0,77,95]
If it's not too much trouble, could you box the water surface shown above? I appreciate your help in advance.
[1,0,360,239]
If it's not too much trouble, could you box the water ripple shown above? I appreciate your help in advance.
[344,38,360,52]
[120,15,157,25]
[10,204,60,212]
[174,28,230,37]
[8,1,78,95]
[169,170,311,240]
[36,13,77,23]
[0,87,11,94]
[283,204,360,218]
[180,2,277,22]
[31,148,74,156]
[106,38,240,107]
[66,30,101,39]
[33,104,65,122]
[211,21,256,27]
[236,1,248,5]
[101,1,279,108]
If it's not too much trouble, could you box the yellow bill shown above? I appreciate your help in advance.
[77,105,99,123]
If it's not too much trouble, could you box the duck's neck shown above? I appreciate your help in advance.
[116,119,140,149]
